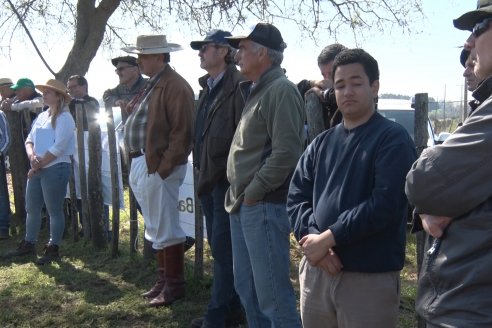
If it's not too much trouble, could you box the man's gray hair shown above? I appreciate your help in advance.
[251,42,284,66]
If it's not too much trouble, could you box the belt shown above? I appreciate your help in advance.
[129,150,144,159]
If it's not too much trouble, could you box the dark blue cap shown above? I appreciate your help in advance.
[190,29,232,50]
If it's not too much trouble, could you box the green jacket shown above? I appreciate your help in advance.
[225,66,305,213]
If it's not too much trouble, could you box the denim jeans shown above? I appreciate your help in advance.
[200,179,242,327]
[230,202,301,328]
[0,155,10,234]
[25,162,71,245]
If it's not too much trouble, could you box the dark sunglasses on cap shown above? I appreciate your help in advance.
[472,17,492,38]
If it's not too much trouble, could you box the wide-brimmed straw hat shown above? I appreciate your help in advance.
[122,35,183,54]
[36,79,72,103]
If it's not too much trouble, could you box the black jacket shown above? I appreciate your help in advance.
[194,64,245,196]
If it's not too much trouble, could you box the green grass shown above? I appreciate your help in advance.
[1,184,418,327]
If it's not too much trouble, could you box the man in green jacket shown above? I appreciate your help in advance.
[224,23,304,328]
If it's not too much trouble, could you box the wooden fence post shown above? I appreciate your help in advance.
[414,93,429,328]
[104,104,120,257]
[5,111,29,232]
[75,104,91,240]
[87,102,105,249]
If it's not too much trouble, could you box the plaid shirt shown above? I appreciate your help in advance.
[124,70,163,152]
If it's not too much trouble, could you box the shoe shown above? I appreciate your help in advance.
[148,243,185,307]
[36,244,60,265]
[3,239,36,258]
[142,249,166,299]
[184,236,195,252]
[0,230,10,240]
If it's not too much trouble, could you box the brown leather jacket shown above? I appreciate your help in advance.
[145,64,194,179]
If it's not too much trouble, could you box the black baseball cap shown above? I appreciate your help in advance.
[225,23,286,52]
[111,55,138,67]
[454,0,492,31]
[190,29,232,50]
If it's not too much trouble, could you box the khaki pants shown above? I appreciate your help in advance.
[299,256,400,328]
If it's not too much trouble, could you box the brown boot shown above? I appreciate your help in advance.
[141,249,166,298]
[148,243,185,307]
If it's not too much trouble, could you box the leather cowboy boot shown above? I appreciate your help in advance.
[141,249,166,298]
[148,243,185,307]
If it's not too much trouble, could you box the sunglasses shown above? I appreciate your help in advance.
[199,43,222,53]
[472,17,492,38]
[115,65,135,73]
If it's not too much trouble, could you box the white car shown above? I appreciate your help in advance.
[377,99,438,147]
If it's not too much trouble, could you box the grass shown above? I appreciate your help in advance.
[1,176,418,327]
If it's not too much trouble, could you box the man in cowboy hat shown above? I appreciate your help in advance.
[122,34,194,307]
[224,23,303,327]
[189,29,246,328]
[103,55,147,122]
[406,1,492,326]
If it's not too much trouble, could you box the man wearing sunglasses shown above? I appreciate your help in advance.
[406,1,492,326]
[189,29,246,328]
[103,56,147,122]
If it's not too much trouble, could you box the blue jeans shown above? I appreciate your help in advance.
[230,202,301,328]
[200,180,242,326]
[0,155,10,233]
[25,162,71,245]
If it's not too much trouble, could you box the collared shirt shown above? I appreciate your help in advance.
[206,71,225,92]
[124,69,164,152]
[0,111,10,155]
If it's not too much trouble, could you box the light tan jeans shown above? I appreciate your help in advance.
[299,256,400,328]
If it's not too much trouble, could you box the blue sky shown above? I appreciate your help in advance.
[1,1,476,103]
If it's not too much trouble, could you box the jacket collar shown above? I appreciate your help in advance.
[239,65,284,101]
[472,75,492,104]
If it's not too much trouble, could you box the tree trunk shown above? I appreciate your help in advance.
[55,0,121,82]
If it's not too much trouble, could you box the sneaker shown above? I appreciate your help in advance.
[3,240,36,258]
[36,244,60,265]
[0,230,10,240]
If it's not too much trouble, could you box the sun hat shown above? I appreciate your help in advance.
[0,78,13,86]
[225,23,286,52]
[122,35,183,54]
[36,79,72,103]
[190,29,233,50]
[453,0,492,31]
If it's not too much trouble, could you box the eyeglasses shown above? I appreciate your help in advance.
[472,17,492,38]
[199,43,221,53]
[115,65,134,73]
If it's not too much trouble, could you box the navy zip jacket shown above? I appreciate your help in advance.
[288,112,417,272]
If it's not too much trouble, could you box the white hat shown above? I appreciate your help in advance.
[0,78,13,86]
[122,35,183,54]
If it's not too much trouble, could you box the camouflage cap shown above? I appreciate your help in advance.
[454,0,492,31]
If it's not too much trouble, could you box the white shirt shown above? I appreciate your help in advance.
[26,107,76,168]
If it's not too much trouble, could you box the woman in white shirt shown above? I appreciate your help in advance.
[6,79,75,265]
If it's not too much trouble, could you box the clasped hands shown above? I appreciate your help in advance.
[299,230,342,276]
